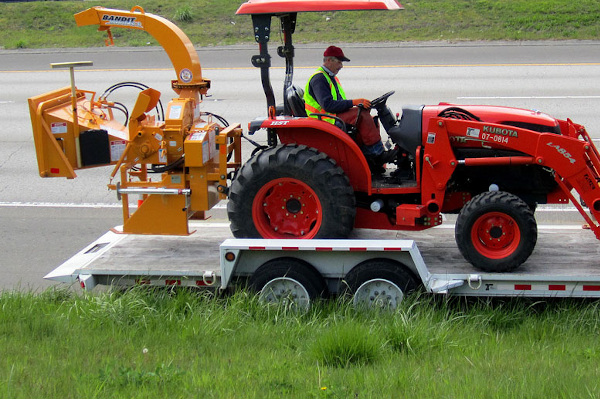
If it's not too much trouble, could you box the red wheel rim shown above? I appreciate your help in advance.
[471,212,520,259]
[252,178,322,238]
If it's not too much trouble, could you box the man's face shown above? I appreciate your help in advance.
[324,57,343,75]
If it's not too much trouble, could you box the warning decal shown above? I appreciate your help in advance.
[51,122,68,134]
[110,140,127,162]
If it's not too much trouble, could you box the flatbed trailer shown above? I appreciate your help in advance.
[45,219,600,308]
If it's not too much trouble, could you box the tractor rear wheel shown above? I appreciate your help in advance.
[227,144,355,239]
[455,191,537,272]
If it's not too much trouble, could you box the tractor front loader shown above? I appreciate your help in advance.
[28,6,242,235]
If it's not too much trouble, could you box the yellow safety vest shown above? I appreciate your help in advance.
[304,67,347,124]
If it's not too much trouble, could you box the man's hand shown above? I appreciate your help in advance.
[352,98,372,109]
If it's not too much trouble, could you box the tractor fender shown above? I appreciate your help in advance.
[258,117,372,193]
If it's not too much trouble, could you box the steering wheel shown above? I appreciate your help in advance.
[371,91,395,108]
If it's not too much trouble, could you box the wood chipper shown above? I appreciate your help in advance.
[28,6,242,235]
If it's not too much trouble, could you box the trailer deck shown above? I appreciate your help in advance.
[46,220,600,300]
[415,225,600,276]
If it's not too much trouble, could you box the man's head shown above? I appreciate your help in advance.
[323,46,349,75]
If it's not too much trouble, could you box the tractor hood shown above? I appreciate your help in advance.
[424,104,561,132]
[236,0,403,14]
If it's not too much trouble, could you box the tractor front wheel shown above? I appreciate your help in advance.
[455,191,537,272]
[227,144,356,239]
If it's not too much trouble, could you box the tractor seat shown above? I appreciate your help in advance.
[285,85,308,117]
[285,84,350,134]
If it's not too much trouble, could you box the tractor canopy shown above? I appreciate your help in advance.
[237,0,402,144]
[236,0,403,14]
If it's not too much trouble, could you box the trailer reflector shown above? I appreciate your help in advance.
[349,247,368,252]
[79,274,97,290]
[549,285,566,291]
[583,285,600,291]
[515,284,532,290]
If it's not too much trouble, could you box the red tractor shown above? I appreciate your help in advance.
[228,0,600,272]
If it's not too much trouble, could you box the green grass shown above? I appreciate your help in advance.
[1,0,599,49]
[3,287,600,398]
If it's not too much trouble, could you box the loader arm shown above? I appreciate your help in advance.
[75,6,209,96]
[422,117,600,238]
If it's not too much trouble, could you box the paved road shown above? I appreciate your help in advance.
[1,42,599,290]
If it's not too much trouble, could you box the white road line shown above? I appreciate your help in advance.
[0,202,587,230]
[0,201,575,211]
[7,62,600,74]
[0,202,122,208]
[0,201,228,209]
[0,202,588,228]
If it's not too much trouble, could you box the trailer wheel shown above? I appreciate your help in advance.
[455,191,537,272]
[227,144,355,239]
[344,259,419,310]
[249,258,327,310]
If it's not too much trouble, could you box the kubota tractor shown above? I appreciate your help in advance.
[227,0,600,272]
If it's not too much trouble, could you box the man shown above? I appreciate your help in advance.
[304,45,396,172]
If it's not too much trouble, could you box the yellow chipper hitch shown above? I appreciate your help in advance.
[28,6,242,235]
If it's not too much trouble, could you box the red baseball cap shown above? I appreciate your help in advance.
[324,46,350,62]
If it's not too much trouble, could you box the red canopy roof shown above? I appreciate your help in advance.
[236,0,402,14]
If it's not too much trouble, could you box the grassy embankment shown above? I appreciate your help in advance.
[2,288,600,398]
[0,0,599,49]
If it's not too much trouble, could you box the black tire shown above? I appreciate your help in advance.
[227,144,356,239]
[455,191,537,272]
[344,258,419,296]
[248,258,328,300]
[527,202,538,213]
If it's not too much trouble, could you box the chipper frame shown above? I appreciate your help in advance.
[28,6,242,235]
